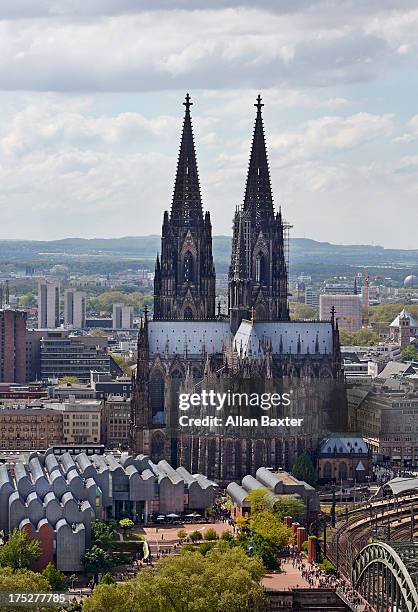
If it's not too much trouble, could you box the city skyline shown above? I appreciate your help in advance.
[0,1,417,247]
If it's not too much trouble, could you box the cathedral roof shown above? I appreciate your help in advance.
[242,94,275,224]
[318,435,368,455]
[171,93,203,225]
[233,320,334,357]
[147,320,232,357]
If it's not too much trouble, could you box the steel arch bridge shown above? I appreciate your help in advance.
[352,541,418,611]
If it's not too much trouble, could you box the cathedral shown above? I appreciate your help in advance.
[130,94,346,482]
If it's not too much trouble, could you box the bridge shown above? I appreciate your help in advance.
[352,541,418,611]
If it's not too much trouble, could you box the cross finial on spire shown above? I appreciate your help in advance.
[184,93,192,112]
[255,94,264,112]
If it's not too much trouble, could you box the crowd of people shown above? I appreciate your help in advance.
[277,546,372,611]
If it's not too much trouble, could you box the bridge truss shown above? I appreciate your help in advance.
[352,541,418,611]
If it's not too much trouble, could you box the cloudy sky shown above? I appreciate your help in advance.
[0,1,417,247]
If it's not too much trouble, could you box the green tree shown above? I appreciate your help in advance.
[111,354,132,375]
[100,572,115,585]
[119,518,134,534]
[401,345,418,361]
[83,547,266,612]
[82,546,112,578]
[177,529,187,542]
[339,328,379,346]
[272,495,305,521]
[92,520,114,550]
[291,452,318,487]
[58,376,79,385]
[42,562,66,591]
[0,567,50,612]
[249,511,292,549]
[68,574,78,590]
[247,488,271,514]
[290,303,318,320]
[203,528,218,541]
[0,529,41,571]
[251,534,279,570]
[189,530,201,543]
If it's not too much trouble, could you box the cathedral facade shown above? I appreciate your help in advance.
[130,94,345,482]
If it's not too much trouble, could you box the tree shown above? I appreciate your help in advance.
[189,530,201,543]
[339,328,379,346]
[83,547,266,612]
[92,520,114,550]
[0,566,50,612]
[401,345,418,361]
[290,303,318,320]
[203,528,218,541]
[235,516,249,530]
[291,452,318,487]
[42,562,67,591]
[249,511,292,549]
[247,488,271,514]
[68,574,78,590]
[58,376,79,385]
[82,546,112,578]
[251,534,279,570]
[100,572,115,584]
[177,529,187,542]
[272,495,305,521]
[0,529,41,571]
[119,518,135,534]
[111,354,132,375]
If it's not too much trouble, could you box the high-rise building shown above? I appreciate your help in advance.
[153,94,216,321]
[305,286,319,308]
[38,280,60,329]
[64,289,86,329]
[112,303,134,329]
[0,309,27,383]
[319,294,362,331]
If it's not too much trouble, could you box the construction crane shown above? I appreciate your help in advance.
[362,269,369,327]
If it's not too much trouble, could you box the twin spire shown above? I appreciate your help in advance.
[171,93,274,226]
[171,93,203,225]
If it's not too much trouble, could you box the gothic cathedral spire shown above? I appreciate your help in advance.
[153,94,216,321]
[229,95,289,333]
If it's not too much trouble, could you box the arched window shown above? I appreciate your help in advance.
[150,371,165,425]
[151,433,165,462]
[255,440,264,470]
[323,462,332,480]
[255,253,265,283]
[338,462,347,481]
[183,251,194,282]
[184,306,193,320]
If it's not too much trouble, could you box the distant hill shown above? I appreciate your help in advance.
[0,236,416,279]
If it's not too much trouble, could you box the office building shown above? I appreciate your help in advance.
[38,281,60,329]
[112,303,134,329]
[0,309,27,383]
[49,400,102,445]
[64,289,86,329]
[39,330,110,383]
[319,294,362,331]
[102,395,131,449]
[305,286,319,308]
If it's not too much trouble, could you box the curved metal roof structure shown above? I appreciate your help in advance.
[377,476,418,497]
[353,541,418,611]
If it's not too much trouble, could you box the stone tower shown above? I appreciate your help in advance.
[153,94,216,321]
[229,95,289,333]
